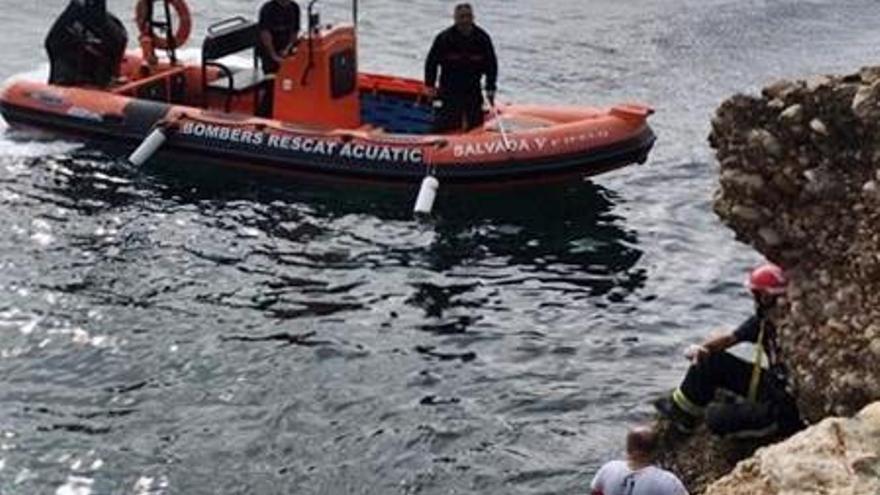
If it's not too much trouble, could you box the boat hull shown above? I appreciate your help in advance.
[0,79,656,184]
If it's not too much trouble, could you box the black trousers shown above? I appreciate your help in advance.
[259,54,280,75]
[434,91,485,133]
[678,351,801,431]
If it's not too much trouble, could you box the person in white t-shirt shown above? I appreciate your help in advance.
[590,425,688,495]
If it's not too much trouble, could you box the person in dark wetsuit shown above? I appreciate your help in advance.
[45,0,127,87]
[654,264,804,439]
[424,3,498,133]
[257,0,301,74]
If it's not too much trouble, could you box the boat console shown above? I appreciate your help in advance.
[273,24,360,128]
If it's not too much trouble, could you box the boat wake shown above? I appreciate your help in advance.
[0,63,82,158]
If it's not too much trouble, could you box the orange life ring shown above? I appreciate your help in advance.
[135,0,192,50]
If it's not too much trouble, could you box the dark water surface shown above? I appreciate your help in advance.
[1,0,878,493]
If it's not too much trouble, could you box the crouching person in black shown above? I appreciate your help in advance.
[45,0,127,87]
[654,263,804,439]
[424,3,498,133]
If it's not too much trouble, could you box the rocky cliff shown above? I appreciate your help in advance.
[711,67,880,422]
[659,66,880,493]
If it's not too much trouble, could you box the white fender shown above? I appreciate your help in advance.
[413,175,440,216]
[128,127,167,166]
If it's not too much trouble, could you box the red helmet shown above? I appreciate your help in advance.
[747,264,787,295]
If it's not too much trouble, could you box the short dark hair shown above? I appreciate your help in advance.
[455,3,473,13]
[626,426,658,458]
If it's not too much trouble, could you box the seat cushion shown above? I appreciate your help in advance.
[207,68,271,93]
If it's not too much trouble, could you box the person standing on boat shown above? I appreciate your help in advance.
[653,264,803,438]
[424,3,498,132]
[45,0,127,87]
[257,0,301,74]
[590,425,688,495]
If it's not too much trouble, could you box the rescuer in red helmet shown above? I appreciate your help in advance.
[654,263,803,438]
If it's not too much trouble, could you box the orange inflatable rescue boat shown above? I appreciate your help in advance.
[0,0,656,185]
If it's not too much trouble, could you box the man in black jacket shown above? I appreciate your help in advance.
[258,0,301,74]
[425,3,498,133]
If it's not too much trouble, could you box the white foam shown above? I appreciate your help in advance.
[31,218,54,247]
[132,475,169,495]
[32,218,51,231]
[71,328,90,345]
[14,467,34,484]
[0,136,83,158]
[0,347,27,359]
[0,190,22,203]
[55,475,93,495]
[133,477,155,494]
[92,171,130,185]
[239,227,262,238]
[47,326,114,348]
[19,316,40,335]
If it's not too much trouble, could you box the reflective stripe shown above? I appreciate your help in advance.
[673,388,704,417]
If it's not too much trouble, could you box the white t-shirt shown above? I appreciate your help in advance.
[590,460,688,495]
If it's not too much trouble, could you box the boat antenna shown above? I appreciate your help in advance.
[353,0,358,28]
[301,0,320,85]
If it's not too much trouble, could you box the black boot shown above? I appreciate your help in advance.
[654,396,699,433]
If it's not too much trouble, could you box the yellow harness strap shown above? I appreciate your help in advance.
[747,322,767,402]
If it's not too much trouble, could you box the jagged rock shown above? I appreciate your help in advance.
[763,79,805,101]
[720,170,765,191]
[805,75,833,92]
[851,81,880,122]
[758,227,783,247]
[704,402,880,495]
[809,118,828,136]
[779,104,803,123]
[748,129,783,157]
[730,205,764,222]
